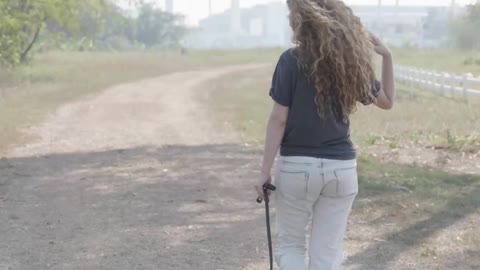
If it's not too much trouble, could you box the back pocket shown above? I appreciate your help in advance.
[321,167,358,197]
[277,170,309,200]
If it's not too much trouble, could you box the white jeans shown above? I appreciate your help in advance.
[274,156,358,270]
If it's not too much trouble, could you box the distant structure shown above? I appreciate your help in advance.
[395,0,400,18]
[185,2,466,50]
[165,0,173,13]
[353,5,455,48]
[185,1,289,49]
[377,0,383,19]
[449,0,457,20]
[231,0,242,34]
[209,0,213,16]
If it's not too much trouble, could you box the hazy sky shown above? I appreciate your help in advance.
[147,0,477,25]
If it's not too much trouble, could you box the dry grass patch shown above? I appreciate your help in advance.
[0,49,282,154]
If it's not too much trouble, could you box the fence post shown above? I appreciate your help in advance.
[397,66,403,83]
[434,72,440,92]
[450,74,456,97]
[422,70,429,90]
[423,70,428,89]
[441,72,446,96]
[418,69,423,88]
[430,72,435,91]
[410,68,415,87]
[462,73,473,103]
[419,69,424,88]
[410,68,414,87]
[429,72,434,90]
[409,68,413,87]
[426,71,431,90]
[418,69,422,88]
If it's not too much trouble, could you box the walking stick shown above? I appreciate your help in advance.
[257,183,277,270]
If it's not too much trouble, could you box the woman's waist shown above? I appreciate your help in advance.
[280,143,356,160]
[278,155,357,168]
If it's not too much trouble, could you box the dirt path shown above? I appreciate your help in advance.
[0,65,272,270]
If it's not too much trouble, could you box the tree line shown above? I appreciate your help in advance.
[450,3,480,50]
[0,0,188,67]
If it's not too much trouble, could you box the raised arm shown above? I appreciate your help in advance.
[371,34,395,110]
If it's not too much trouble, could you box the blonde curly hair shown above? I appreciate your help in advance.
[287,0,376,121]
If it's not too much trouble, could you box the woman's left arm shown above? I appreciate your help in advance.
[371,34,395,110]
[375,53,395,110]
[255,102,289,199]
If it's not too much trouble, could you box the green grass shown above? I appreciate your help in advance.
[392,48,480,76]
[351,85,480,151]
[0,49,283,154]
[203,64,480,269]
[205,66,480,152]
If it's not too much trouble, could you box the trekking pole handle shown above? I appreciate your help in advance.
[256,183,277,204]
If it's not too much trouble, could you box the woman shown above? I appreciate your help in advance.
[254,0,395,269]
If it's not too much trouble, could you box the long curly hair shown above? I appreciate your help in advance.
[287,0,376,121]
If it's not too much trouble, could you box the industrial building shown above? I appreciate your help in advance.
[180,0,463,50]
[352,5,454,48]
[184,1,290,49]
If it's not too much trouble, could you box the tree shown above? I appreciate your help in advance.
[450,3,480,49]
[96,4,137,50]
[135,3,187,49]
[0,0,106,66]
[0,1,189,66]
[0,1,22,66]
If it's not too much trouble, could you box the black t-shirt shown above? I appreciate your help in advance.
[269,49,380,160]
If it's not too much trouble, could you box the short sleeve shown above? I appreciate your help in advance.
[269,52,296,107]
[360,80,382,106]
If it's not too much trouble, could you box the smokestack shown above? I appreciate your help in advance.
[377,0,383,22]
[395,0,399,18]
[232,0,239,11]
[231,0,241,34]
[209,0,213,16]
[376,0,383,36]
[449,0,456,20]
[377,0,382,17]
[166,0,173,13]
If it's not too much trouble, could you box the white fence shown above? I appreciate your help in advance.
[395,65,480,103]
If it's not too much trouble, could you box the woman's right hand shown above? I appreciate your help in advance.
[370,33,391,58]
[255,172,272,199]
[369,32,395,110]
